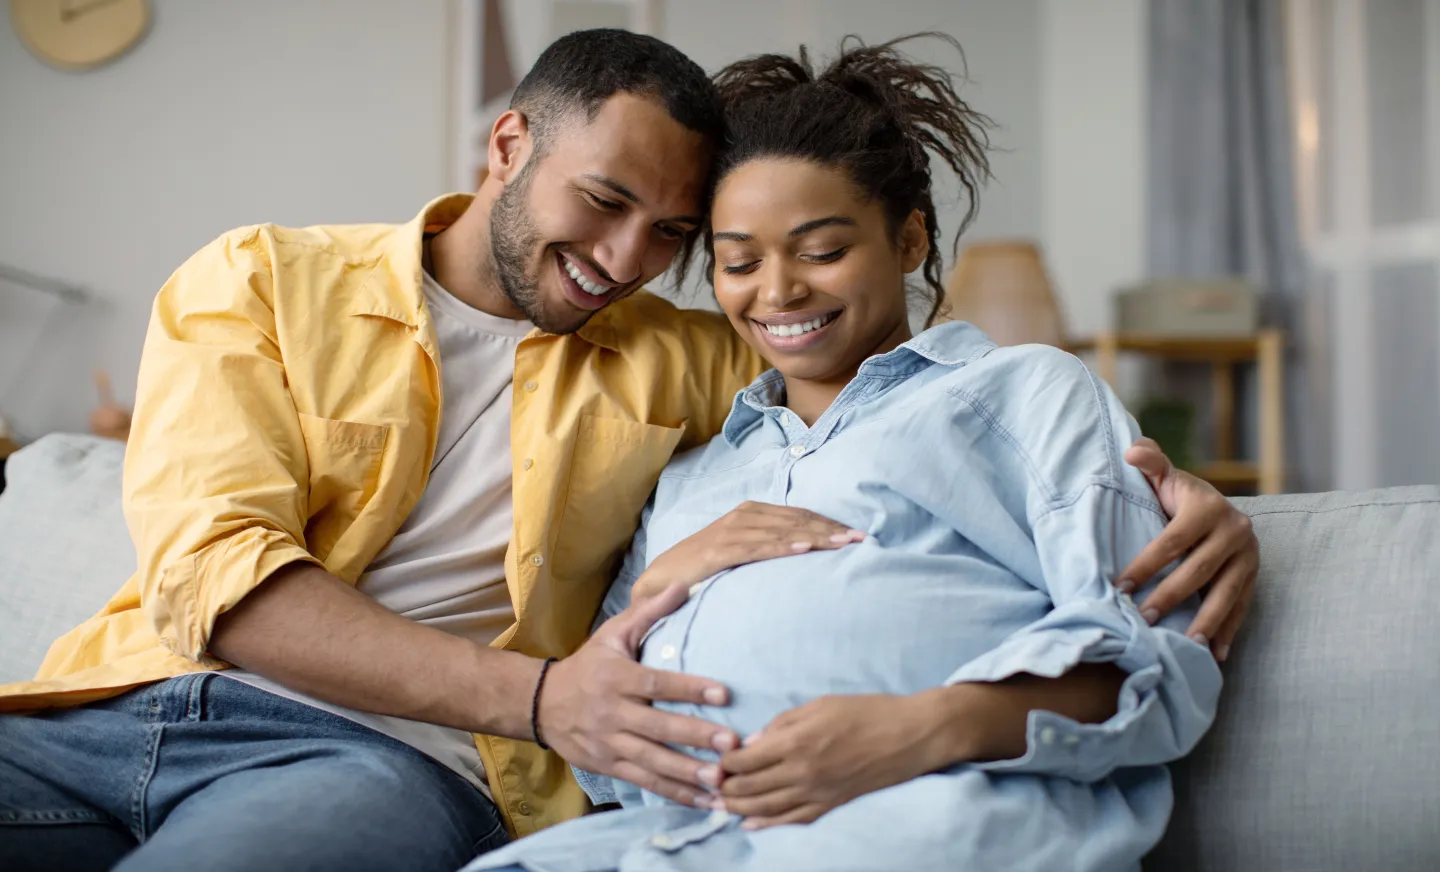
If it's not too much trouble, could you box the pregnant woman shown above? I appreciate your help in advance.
[471,34,1222,872]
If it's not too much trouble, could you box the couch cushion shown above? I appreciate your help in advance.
[1149,486,1440,872]
[0,434,134,683]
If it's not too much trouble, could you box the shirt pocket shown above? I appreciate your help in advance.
[297,413,390,563]
[554,415,685,581]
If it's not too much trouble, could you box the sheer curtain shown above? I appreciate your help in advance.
[1146,0,1322,492]
[1288,0,1440,489]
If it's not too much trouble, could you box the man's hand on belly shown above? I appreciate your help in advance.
[537,583,740,809]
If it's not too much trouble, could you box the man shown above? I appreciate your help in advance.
[0,29,1257,872]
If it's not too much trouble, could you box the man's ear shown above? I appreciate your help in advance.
[486,109,534,185]
[899,209,930,273]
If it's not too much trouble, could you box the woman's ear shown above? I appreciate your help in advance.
[486,109,534,185]
[899,210,930,273]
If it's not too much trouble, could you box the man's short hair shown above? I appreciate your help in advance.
[510,28,723,150]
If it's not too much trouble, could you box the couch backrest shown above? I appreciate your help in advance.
[1148,486,1440,872]
[3,436,1438,869]
[0,434,134,683]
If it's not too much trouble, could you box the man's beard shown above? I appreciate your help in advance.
[489,161,589,335]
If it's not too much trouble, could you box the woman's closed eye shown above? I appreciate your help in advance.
[802,246,849,264]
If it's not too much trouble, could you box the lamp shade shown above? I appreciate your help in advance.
[939,241,1065,346]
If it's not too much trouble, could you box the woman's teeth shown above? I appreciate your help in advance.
[763,313,837,337]
[563,259,608,296]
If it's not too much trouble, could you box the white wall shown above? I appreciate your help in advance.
[1039,0,1147,338]
[663,0,1045,255]
[1,0,1144,438]
[0,0,451,439]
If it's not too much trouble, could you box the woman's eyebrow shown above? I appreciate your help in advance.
[789,216,856,237]
[712,216,857,244]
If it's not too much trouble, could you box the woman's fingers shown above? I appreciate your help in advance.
[739,803,829,830]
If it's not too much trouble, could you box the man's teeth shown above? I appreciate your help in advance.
[563,259,608,296]
[764,314,835,337]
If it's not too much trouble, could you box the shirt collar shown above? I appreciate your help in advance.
[348,193,621,352]
[719,321,997,446]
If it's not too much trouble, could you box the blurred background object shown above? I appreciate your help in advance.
[88,370,130,442]
[1,0,1436,491]
[938,240,1066,346]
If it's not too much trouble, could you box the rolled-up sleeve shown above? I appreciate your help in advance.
[123,229,318,664]
[946,483,1223,783]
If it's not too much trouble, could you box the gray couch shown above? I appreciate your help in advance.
[1,434,1437,871]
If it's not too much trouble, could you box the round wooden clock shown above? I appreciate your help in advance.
[11,0,151,71]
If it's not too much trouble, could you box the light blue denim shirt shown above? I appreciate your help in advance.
[467,322,1223,872]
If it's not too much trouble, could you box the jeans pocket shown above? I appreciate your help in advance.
[470,814,509,855]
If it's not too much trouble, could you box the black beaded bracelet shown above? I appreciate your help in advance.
[530,657,559,751]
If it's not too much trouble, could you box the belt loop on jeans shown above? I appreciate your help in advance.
[184,673,211,722]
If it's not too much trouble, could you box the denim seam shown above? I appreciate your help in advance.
[944,386,1058,504]
[0,808,116,825]
[1077,362,1120,483]
[132,723,163,841]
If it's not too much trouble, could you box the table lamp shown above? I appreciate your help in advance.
[938,241,1066,347]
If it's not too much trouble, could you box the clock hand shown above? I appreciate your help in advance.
[61,0,126,23]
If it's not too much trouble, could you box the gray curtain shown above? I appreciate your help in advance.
[1146,0,1328,492]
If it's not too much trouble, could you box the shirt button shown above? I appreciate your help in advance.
[523,380,538,392]
[651,835,674,849]
[1062,734,1081,747]
[517,801,532,815]
[1040,726,1057,746]
[522,458,534,470]
[530,554,544,567]
[659,644,678,660]
[788,444,807,458]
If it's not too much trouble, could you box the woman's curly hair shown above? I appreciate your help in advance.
[707,33,993,326]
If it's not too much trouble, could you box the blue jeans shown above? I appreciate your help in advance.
[0,673,508,871]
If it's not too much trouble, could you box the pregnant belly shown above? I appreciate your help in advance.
[641,548,1046,739]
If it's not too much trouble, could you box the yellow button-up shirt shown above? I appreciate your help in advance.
[0,195,764,837]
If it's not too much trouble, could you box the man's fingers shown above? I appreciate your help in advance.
[1167,550,1247,644]
[1124,438,1171,492]
[610,731,722,793]
[1118,517,1201,590]
[1210,556,1256,660]
[607,581,691,648]
[623,702,737,754]
[1137,526,1231,622]
[608,759,710,809]
[624,661,730,708]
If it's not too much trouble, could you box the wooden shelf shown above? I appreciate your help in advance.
[1192,461,1262,487]
[1066,334,1266,362]
[1067,330,1286,495]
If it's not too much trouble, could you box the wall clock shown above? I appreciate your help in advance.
[11,0,150,71]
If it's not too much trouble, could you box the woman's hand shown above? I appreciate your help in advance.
[717,694,934,829]
[1121,438,1260,661]
[630,501,866,603]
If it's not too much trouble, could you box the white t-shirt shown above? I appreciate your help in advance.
[225,269,532,795]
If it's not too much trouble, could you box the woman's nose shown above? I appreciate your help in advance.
[757,264,809,309]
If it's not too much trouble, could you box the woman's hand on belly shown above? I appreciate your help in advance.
[715,693,940,829]
[717,666,1129,828]
[631,501,866,603]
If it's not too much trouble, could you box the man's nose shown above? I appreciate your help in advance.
[592,222,650,287]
